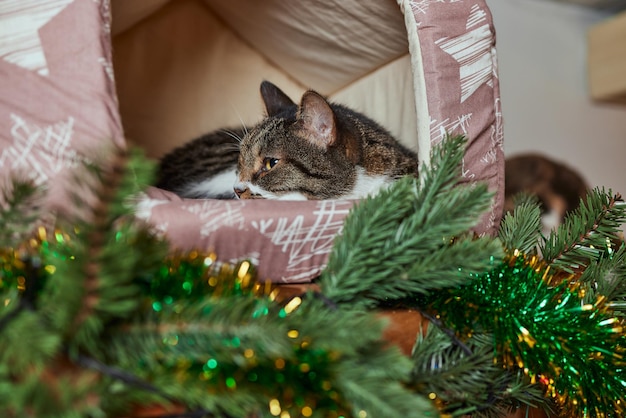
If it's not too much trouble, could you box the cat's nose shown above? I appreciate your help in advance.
[234,184,247,199]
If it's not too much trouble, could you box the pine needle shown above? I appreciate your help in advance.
[105,296,436,417]
[40,147,167,354]
[411,327,551,417]
[0,179,43,247]
[578,245,626,312]
[541,188,626,274]
[320,135,502,309]
[498,195,542,254]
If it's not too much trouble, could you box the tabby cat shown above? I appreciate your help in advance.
[156,81,418,200]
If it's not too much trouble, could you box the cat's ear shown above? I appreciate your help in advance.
[260,81,296,117]
[297,90,336,148]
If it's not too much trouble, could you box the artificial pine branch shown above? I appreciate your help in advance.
[410,327,550,418]
[578,245,626,315]
[0,310,60,374]
[0,350,106,418]
[498,195,542,254]
[320,135,502,309]
[335,346,438,418]
[103,290,436,417]
[0,179,43,247]
[541,188,626,274]
[1,146,443,418]
[411,326,499,416]
[1,147,167,417]
[0,240,60,374]
[40,147,168,355]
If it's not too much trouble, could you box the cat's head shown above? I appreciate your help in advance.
[234,81,359,200]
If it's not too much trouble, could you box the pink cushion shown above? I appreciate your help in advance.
[0,0,123,210]
[140,188,355,283]
[408,1,505,234]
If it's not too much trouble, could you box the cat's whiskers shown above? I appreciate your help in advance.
[220,142,242,152]
[230,105,249,138]
[220,129,243,147]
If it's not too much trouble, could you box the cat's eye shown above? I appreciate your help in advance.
[263,157,279,171]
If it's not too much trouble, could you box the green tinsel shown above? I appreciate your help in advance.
[428,252,626,417]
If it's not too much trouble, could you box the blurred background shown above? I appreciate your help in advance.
[486,0,626,215]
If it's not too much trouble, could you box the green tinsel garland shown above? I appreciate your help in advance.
[428,251,626,417]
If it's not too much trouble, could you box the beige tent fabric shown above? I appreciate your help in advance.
[112,0,417,158]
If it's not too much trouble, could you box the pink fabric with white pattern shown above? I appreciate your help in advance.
[408,0,504,234]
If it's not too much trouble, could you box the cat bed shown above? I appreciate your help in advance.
[0,0,504,283]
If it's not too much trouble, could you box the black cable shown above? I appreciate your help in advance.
[74,354,237,418]
[418,310,473,357]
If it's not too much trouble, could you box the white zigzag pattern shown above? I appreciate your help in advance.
[409,0,463,17]
[1,114,77,185]
[482,97,503,165]
[133,194,170,235]
[430,113,473,145]
[430,113,476,180]
[182,200,247,237]
[253,200,351,278]
[436,4,494,103]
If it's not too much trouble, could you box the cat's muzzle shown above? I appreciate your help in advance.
[234,186,263,199]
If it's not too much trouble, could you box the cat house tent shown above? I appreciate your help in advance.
[0,0,504,283]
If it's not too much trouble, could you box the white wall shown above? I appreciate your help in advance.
[487,0,626,200]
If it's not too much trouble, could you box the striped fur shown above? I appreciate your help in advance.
[157,82,419,200]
